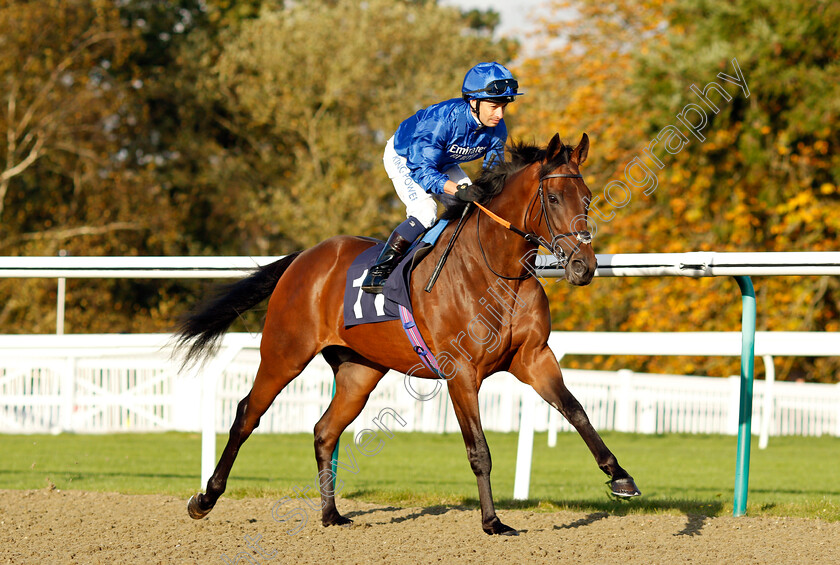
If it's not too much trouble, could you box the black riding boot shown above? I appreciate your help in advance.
[361,231,413,294]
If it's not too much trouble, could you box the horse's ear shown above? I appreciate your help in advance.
[571,133,589,166]
[546,133,562,159]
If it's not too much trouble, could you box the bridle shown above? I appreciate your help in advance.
[475,172,593,280]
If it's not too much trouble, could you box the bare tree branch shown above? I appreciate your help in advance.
[0,27,124,218]
[5,79,17,156]
[0,133,45,217]
[0,134,44,182]
[52,141,102,163]
[16,31,121,139]
[1,222,145,248]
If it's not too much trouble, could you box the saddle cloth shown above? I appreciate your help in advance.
[343,220,449,329]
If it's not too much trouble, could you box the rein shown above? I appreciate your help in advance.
[475,173,593,279]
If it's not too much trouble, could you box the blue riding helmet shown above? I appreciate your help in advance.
[461,62,523,103]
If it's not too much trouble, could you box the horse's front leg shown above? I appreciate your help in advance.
[512,345,641,498]
[447,380,518,536]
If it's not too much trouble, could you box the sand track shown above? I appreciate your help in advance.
[0,490,836,564]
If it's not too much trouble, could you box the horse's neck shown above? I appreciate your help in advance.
[448,198,537,288]
[416,167,539,292]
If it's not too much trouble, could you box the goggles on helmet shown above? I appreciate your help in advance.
[463,78,519,97]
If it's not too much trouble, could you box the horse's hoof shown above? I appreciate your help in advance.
[322,514,353,527]
[187,493,213,519]
[610,477,641,498]
[483,518,519,536]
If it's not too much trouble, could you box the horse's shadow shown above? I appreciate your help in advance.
[338,492,725,535]
[344,503,462,525]
[458,497,724,536]
[673,513,708,536]
[553,511,610,529]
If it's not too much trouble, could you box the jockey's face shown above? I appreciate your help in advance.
[472,99,508,128]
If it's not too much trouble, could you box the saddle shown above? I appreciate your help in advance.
[343,219,449,329]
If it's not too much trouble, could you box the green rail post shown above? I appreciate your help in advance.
[733,275,756,517]
[331,379,339,490]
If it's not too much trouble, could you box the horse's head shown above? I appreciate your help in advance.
[523,133,596,286]
[447,133,597,286]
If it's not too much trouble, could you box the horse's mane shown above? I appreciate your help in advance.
[440,138,574,220]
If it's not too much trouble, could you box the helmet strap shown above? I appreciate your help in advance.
[470,99,485,127]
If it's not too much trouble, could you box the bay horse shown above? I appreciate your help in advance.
[177,133,640,535]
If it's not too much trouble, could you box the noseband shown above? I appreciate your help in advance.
[475,172,593,280]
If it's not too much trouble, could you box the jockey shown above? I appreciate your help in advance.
[361,61,523,293]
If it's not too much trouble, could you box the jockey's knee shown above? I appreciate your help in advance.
[407,200,438,228]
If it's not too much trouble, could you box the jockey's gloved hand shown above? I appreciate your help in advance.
[454,183,482,202]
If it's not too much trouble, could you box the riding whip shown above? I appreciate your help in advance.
[424,203,472,293]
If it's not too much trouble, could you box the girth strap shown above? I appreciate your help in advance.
[398,305,445,379]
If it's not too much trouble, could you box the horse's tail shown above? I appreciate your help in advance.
[174,252,302,367]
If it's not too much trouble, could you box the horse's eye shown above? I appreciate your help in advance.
[548,193,559,204]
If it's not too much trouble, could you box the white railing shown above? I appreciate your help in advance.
[2,332,837,438]
[0,256,278,278]
[3,253,840,507]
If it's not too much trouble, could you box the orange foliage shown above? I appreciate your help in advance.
[513,0,840,382]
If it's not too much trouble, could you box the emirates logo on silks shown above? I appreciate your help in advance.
[447,143,485,160]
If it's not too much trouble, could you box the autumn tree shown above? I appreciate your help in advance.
[518,0,840,381]
[181,0,515,251]
[0,0,161,332]
[0,0,262,332]
[0,0,513,332]
[0,0,140,239]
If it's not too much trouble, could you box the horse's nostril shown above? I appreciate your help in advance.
[571,259,587,277]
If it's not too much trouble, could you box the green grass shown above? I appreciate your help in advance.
[1,431,837,520]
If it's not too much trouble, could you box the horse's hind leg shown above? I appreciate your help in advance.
[313,347,386,527]
[187,357,311,519]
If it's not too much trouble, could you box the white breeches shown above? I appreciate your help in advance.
[383,136,471,228]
